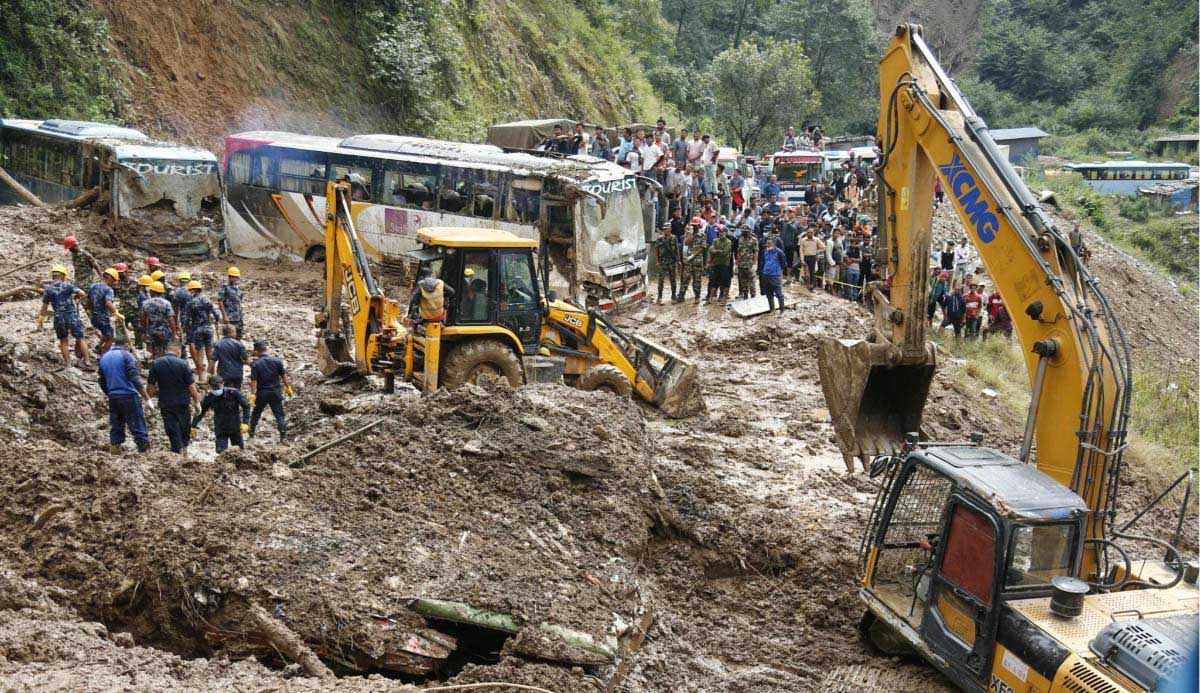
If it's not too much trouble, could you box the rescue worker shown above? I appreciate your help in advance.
[115,263,141,346]
[735,226,758,300]
[213,324,250,390]
[249,340,292,443]
[654,224,680,303]
[680,229,706,303]
[459,278,489,322]
[87,268,121,355]
[136,274,153,325]
[63,236,101,289]
[192,375,251,453]
[147,341,201,454]
[410,268,455,327]
[145,256,163,277]
[140,281,179,358]
[705,225,733,304]
[184,280,220,377]
[97,335,151,453]
[150,269,165,285]
[170,272,193,337]
[217,267,245,339]
[37,265,88,367]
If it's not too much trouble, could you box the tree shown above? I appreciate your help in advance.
[704,41,820,152]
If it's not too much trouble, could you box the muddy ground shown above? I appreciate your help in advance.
[0,203,1193,691]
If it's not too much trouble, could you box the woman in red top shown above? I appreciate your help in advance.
[964,283,984,338]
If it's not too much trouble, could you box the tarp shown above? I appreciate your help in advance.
[486,119,598,150]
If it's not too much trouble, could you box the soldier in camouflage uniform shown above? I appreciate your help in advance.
[141,282,179,358]
[115,265,141,345]
[216,267,245,339]
[170,273,194,339]
[680,229,706,303]
[64,236,101,291]
[653,225,680,303]
[735,226,759,299]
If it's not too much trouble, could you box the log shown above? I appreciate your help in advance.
[247,603,333,678]
[0,286,40,302]
[61,186,100,210]
[0,258,48,282]
[296,418,383,466]
[0,167,46,207]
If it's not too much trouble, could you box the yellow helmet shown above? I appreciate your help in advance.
[227,266,241,277]
[177,272,191,281]
[103,268,121,282]
[50,264,68,277]
[150,281,166,294]
[187,280,202,290]
[463,268,475,277]
[137,274,153,286]
[150,270,165,281]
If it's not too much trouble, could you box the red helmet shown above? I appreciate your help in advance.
[146,256,161,268]
[63,236,78,249]
[689,217,702,226]
[113,262,129,273]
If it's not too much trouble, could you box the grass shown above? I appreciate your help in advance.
[933,331,1197,480]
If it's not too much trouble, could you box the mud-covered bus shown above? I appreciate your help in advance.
[766,148,823,207]
[223,131,648,311]
[0,119,223,257]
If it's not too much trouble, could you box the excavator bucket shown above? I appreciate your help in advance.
[316,314,360,380]
[632,335,706,418]
[817,338,936,472]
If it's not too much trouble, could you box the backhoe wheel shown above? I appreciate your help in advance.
[577,364,633,397]
[440,339,524,389]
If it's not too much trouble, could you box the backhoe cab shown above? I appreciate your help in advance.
[316,181,705,417]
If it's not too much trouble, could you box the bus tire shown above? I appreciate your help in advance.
[441,339,523,389]
[577,364,632,397]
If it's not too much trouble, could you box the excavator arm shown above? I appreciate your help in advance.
[316,181,405,378]
[820,25,1133,580]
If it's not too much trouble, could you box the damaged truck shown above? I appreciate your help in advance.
[222,131,648,311]
[0,119,224,257]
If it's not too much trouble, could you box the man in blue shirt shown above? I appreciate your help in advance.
[761,237,787,314]
[763,175,782,199]
[98,335,151,452]
[213,324,250,389]
[37,265,88,368]
[249,340,293,443]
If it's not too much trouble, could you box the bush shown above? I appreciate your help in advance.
[1118,196,1151,222]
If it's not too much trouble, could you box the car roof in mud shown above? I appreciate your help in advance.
[231,131,633,184]
[918,445,1089,521]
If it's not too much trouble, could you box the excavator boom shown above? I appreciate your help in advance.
[820,24,1132,580]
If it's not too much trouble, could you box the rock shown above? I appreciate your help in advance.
[520,415,550,431]
[461,440,484,455]
[981,388,998,399]
[110,631,135,648]
[753,340,770,351]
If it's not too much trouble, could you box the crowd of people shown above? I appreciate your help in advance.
[928,240,1013,341]
[37,237,291,455]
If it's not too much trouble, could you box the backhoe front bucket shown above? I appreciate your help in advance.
[817,338,936,472]
[316,331,359,379]
[632,335,707,418]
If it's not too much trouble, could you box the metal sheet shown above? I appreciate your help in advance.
[729,295,772,318]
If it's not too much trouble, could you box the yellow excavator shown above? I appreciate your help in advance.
[315,180,704,417]
[818,25,1197,693]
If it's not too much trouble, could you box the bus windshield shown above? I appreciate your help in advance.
[774,161,819,185]
[576,185,644,274]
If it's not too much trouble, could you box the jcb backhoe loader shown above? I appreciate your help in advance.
[818,24,1197,693]
[315,181,705,417]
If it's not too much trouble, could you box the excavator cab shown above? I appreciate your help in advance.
[860,444,1093,687]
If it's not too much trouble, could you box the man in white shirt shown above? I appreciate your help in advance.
[641,137,662,174]
[626,143,641,173]
[686,132,705,167]
[700,134,718,195]
[952,237,972,287]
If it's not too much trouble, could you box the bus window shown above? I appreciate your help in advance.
[474,170,500,219]
[331,162,372,201]
[279,155,326,195]
[251,155,274,188]
[439,167,472,215]
[381,168,436,209]
[505,177,541,223]
[228,152,252,185]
